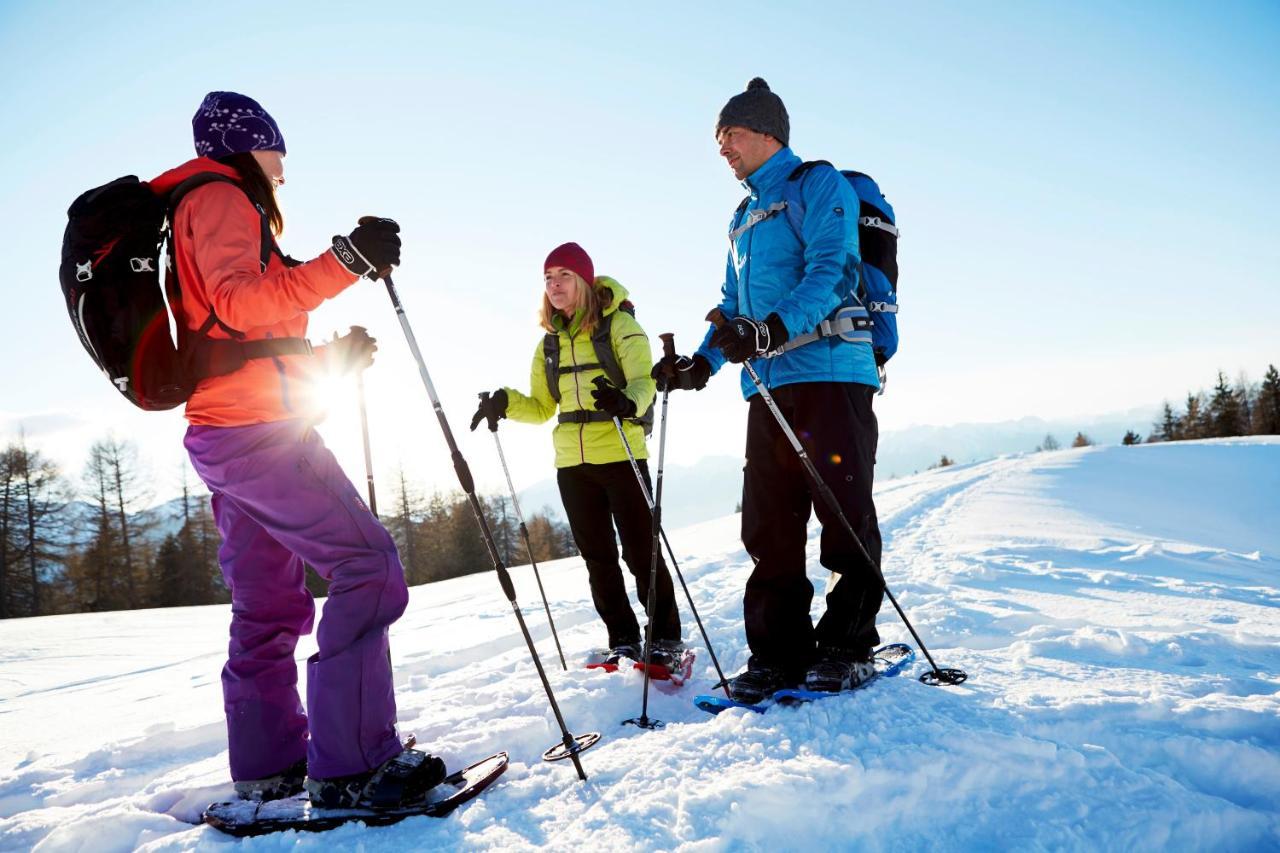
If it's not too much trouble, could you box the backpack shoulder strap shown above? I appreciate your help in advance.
[595,309,656,432]
[542,332,561,403]
[168,173,273,273]
[167,172,277,340]
[781,159,838,238]
[590,312,627,390]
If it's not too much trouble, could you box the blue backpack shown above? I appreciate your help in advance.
[780,161,899,366]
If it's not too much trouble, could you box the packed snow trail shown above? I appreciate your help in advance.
[1,438,1277,851]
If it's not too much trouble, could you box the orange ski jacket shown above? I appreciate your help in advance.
[150,158,358,426]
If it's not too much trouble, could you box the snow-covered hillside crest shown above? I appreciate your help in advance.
[1,437,1277,851]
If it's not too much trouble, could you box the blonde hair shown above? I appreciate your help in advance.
[539,273,613,336]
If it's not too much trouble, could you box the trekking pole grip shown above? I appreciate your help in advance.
[659,333,675,359]
[705,308,727,329]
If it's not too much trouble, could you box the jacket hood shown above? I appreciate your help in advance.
[149,157,240,195]
[552,275,630,332]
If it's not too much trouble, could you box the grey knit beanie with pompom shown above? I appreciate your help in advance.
[716,77,789,146]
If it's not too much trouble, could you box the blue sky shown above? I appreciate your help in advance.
[1,1,1276,503]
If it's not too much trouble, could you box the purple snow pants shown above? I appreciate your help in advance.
[185,419,407,781]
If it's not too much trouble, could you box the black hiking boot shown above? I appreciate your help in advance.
[805,648,876,693]
[727,664,788,705]
[305,747,447,810]
[607,638,642,665]
[642,638,685,671]
[234,758,307,802]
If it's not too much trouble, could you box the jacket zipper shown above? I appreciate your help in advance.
[568,328,586,464]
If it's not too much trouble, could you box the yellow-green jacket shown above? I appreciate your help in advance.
[505,277,655,468]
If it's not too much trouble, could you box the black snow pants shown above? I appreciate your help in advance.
[741,382,884,680]
[557,459,681,647]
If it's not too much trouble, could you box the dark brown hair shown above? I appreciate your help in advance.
[216,152,284,236]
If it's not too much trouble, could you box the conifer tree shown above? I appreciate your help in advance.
[1255,364,1280,434]
[1150,402,1178,442]
[389,465,427,585]
[1208,371,1243,437]
[1122,430,1142,445]
[1180,393,1207,439]
[1071,432,1093,448]
[72,437,152,611]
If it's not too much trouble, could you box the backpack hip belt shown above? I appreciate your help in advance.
[770,305,874,357]
[557,410,640,426]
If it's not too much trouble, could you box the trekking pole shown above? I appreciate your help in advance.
[355,368,378,516]
[707,309,967,686]
[620,334,676,729]
[382,274,599,778]
[592,377,731,698]
[481,392,568,671]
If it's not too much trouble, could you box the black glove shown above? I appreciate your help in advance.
[651,353,711,392]
[590,377,637,419]
[324,326,377,374]
[708,313,789,363]
[469,389,509,432]
[332,216,401,280]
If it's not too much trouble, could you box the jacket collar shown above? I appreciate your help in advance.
[743,147,801,198]
[551,276,629,334]
[149,157,240,195]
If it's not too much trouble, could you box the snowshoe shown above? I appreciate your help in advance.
[775,643,916,705]
[634,643,696,687]
[694,664,789,713]
[204,752,508,837]
[694,645,918,715]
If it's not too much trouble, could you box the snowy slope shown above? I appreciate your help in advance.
[1,438,1277,851]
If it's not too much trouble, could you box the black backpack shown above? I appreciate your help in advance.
[543,302,655,434]
[59,173,310,411]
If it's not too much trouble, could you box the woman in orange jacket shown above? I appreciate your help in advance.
[159,91,441,809]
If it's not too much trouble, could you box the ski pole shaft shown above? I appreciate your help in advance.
[384,275,597,777]
[487,411,568,671]
[629,336,674,728]
[605,390,730,697]
[356,370,378,516]
[706,309,966,686]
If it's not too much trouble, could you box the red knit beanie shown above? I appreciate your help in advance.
[544,242,594,286]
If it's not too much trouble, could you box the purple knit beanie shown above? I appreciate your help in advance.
[192,91,286,158]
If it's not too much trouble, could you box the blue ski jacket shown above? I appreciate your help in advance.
[694,147,879,397]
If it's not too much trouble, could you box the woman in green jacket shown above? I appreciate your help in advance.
[471,242,682,668]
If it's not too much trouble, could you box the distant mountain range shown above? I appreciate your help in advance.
[517,405,1161,528]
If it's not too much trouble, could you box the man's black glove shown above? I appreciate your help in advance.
[590,377,637,419]
[332,216,401,280]
[651,353,711,392]
[708,313,789,363]
[469,389,508,432]
[324,326,377,374]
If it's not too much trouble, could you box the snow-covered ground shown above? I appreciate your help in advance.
[2,437,1277,851]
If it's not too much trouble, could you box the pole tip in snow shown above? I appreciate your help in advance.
[920,667,968,686]
[622,716,665,730]
[542,731,601,762]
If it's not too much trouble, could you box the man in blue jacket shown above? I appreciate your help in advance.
[654,78,885,704]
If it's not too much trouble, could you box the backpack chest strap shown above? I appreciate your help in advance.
[557,362,603,375]
[728,201,788,242]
